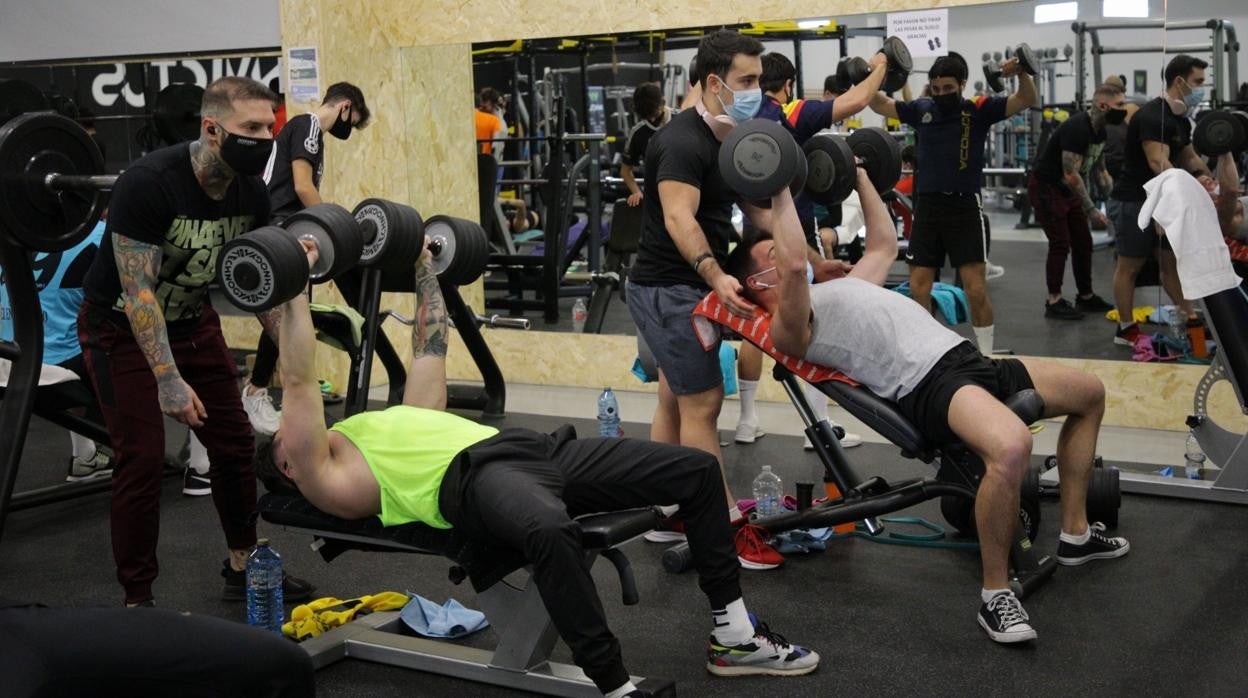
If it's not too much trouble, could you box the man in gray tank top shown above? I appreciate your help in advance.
[725,168,1130,645]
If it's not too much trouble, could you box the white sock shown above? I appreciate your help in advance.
[973,324,994,355]
[981,587,1012,603]
[738,379,759,425]
[657,504,680,518]
[604,681,637,698]
[70,432,97,461]
[804,382,829,422]
[728,505,744,522]
[711,598,754,646]
[188,432,210,475]
[1060,527,1091,545]
[1119,320,1133,330]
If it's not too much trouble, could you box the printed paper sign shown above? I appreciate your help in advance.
[886,9,949,59]
[286,46,320,103]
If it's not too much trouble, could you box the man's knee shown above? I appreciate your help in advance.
[524,514,582,559]
[983,427,1033,489]
[677,387,724,421]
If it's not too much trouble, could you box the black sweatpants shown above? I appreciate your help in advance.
[447,430,741,693]
[0,604,314,697]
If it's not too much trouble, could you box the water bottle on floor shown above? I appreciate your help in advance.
[1184,433,1205,480]
[571,298,588,333]
[752,465,784,519]
[246,539,284,632]
[597,388,622,437]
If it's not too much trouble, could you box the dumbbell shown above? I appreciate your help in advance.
[718,119,807,202]
[802,128,903,207]
[841,35,913,93]
[1192,109,1248,156]
[353,199,493,287]
[983,43,1040,94]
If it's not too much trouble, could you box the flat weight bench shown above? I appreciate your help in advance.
[256,494,676,697]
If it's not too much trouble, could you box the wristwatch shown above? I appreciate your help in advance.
[691,252,714,272]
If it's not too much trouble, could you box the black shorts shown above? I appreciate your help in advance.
[907,193,987,268]
[898,342,1035,445]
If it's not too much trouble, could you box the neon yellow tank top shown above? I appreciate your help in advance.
[330,405,498,528]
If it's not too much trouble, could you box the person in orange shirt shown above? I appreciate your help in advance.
[475,87,506,156]
[896,144,916,196]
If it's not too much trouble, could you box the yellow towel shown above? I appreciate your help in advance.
[282,591,409,641]
[1105,306,1154,324]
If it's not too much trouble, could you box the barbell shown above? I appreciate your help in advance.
[1193,109,1248,156]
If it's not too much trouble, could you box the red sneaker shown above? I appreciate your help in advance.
[735,524,784,570]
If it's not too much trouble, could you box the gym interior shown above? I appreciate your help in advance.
[1,0,1247,695]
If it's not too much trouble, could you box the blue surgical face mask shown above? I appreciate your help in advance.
[1181,78,1205,108]
[713,74,762,122]
[806,261,815,284]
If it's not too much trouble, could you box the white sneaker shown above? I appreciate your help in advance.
[242,387,281,436]
[986,262,1006,280]
[803,424,862,450]
[735,422,766,444]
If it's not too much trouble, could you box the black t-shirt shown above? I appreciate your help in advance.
[895,96,1008,194]
[631,109,738,288]
[265,113,324,219]
[1111,97,1191,202]
[1032,111,1106,186]
[83,144,270,334]
[621,108,677,171]
[1101,121,1127,178]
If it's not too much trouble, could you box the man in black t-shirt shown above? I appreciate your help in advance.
[246,82,371,435]
[1027,83,1125,319]
[1108,55,1213,347]
[78,77,313,607]
[620,82,675,207]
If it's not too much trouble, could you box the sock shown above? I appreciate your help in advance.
[973,324,994,355]
[728,505,744,522]
[804,382,829,423]
[711,598,755,645]
[656,504,680,518]
[981,587,1012,603]
[1060,527,1091,545]
[604,681,637,698]
[1119,320,1133,330]
[738,379,759,425]
[70,432,97,461]
[188,432,210,475]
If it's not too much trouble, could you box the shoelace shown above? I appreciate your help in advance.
[1088,522,1118,547]
[752,620,792,650]
[737,524,772,551]
[987,593,1029,627]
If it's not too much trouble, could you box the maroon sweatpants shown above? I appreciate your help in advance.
[78,303,257,604]
[1027,174,1094,297]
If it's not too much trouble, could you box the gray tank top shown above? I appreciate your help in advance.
[803,277,965,401]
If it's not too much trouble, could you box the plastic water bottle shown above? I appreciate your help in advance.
[1184,433,1205,480]
[597,387,622,437]
[571,298,588,333]
[752,465,784,519]
[246,539,284,632]
[1166,306,1185,341]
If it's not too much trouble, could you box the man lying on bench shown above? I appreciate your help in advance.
[724,167,1130,645]
[258,240,819,696]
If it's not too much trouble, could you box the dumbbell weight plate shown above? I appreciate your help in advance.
[1015,42,1039,76]
[983,62,1006,94]
[1086,467,1120,528]
[803,134,857,207]
[1193,110,1247,156]
[282,203,363,282]
[846,127,903,194]
[880,35,913,93]
[844,57,870,85]
[423,215,492,286]
[352,198,425,268]
[217,225,310,313]
[718,118,801,201]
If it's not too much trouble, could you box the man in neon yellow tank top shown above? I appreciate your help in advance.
[258,240,820,696]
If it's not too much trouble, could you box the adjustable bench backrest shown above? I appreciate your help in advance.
[1202,285,1248,412]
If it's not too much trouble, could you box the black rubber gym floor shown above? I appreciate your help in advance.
[2,409,1246,696]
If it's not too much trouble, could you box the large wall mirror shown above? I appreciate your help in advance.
[472,0,1244,363]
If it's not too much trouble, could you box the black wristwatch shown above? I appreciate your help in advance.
[691,252,714,272]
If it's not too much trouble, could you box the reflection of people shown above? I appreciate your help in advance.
[1027,83,1123,319]
[1210,152,1248,279]
[0,221,111,482]
[78,77,313,607]
[728,170,1129,646]
[1107,55,1213,347]
[475,87,506,156]
[870,52,1037,355]
[620,83,675,207]
[263,241,820,695]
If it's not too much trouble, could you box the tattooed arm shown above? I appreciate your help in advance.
[402,249,449,410]
[256,306,283,343]
[1062,151,1108,226]
[114,233,206,426]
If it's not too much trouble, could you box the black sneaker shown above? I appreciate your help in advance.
[183,468,212,497]
[1075,293,1114,312]
[1056,522,1130,566]
[977,591,1037,644]
[221,559,316,602]
[1044,298,1084,320]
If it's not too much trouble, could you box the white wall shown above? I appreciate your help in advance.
[0,0,281,62]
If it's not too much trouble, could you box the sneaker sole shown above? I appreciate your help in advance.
[643,531,688,543]
[706,658,819,677]
[734,429,766,444]
[182,487,212,497]
[738,556,782,570]
[66,469,113,482]
[977,615,1037,643]
[1113,336,1137,346]
[1056,541,1130,566]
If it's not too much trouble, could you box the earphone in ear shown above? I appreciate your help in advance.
[207,125,218,135]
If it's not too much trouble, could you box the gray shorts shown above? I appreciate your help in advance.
[626,281,722,395]
[1112,198,1170,257]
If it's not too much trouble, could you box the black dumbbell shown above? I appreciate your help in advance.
[718,118,807,202]
[803,127,903,207]
[843,36,913,93]
[423,215,493,286]
[352,198,426,287]
[1193,109,1248,156]
[983,61,1006,94]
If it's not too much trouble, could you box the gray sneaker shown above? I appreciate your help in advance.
[66,451,112,482]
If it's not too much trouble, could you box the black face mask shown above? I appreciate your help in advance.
[329,106,353,140]
[218,128,274,176]
[1104,107,1127,125]
[934,93,961,113]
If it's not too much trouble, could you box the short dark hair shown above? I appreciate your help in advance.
[323,82,371,129]
[725,231,772,300]
[688,58,700,86]
[761,53,796,94]
[253,437,300,496]
[1164,54,1208,88]
[824,69,848,95]
[201,76,279,119]
[632,83,664,120]
[1093,83,1125,101]
[478,87,501,107]
[929,54,968,83]
[696,29,765,89]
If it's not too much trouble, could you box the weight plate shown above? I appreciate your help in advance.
[0,78,50,125]
[153,83,205,146]
[283,203,363,281]
[802,134,856,206]
[983,62,1006,94]
[423,215,491,286]
[217,226,308,313]
[1016,43,1039,76]
[881,35,913,73]
[0,112,105,252]
[847,127,902,194]
[1193,110,1246,157]
[718,118,800,201]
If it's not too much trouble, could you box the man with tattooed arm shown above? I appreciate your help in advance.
[78,76,313,607]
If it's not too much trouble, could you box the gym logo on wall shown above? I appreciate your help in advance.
[88,57,282,110]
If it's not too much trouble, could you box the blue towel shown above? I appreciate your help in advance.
[631,342,739,397]
[891,282,970,325]
[399,593,489,639]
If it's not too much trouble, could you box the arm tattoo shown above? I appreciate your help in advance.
[114,234,183,397]
[1062,152,1095,211]
[412,261,448,358]
[256,306,283,343]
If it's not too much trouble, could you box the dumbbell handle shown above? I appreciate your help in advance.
[44,173,118,192]
[477,314,530,330]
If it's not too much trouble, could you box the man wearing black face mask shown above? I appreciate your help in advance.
[871,52,1036,356]
[1026,82,1125,320]
[79,77,315,607]
[246,82,371,436]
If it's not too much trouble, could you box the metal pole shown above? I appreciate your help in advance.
[1212,20,1225,107]
[793,37,804,98]
[45,174,118,191]
[1090,28,1104,88]
[1072,22,1086,108]
[579,47,590,138]
[1093,43,1215,54]
[587,139,602,273]
[0,239,44,542]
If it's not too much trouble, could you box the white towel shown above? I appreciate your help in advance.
[1138,169,1243,299]
[0,358,80,388]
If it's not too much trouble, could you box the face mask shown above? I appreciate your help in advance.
[712,74,762,122]
[933,93,961,113]
[694,98,737,141]
[1104,107,1127,125]
[329,105,353,140]
[217,127,274,176]
[1184,88,1205,108]
[806,261,815,284]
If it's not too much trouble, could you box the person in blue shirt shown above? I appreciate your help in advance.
[870,53,1036,355]
[0,221,111,482]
